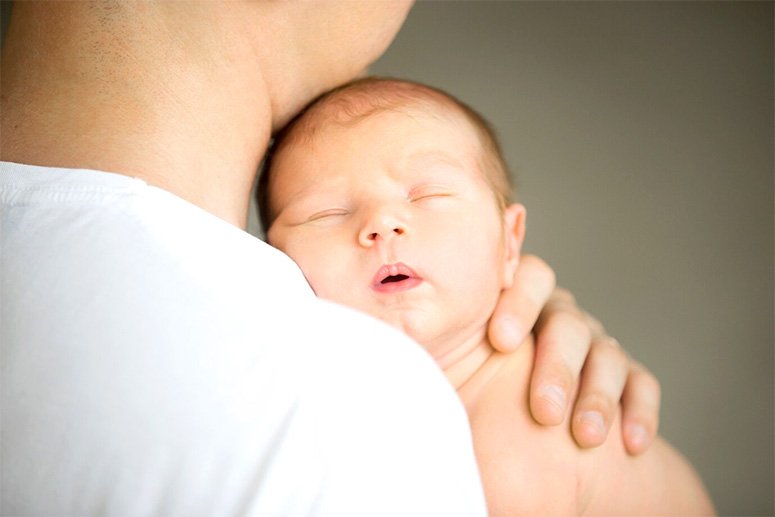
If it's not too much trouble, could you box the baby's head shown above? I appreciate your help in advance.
[260,77,514,230]
[258,77,526,362]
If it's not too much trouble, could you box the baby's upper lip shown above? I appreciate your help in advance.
[371,262,420,288]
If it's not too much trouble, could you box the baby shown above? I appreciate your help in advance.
[258,77,713,515]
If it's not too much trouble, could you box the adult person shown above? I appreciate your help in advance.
[1,2,660,514]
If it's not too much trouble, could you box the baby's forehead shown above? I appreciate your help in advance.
[260,79,511,231]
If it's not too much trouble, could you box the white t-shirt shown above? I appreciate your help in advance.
[0,162,486,516]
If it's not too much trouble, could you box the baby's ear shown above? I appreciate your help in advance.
[502,203,526,289]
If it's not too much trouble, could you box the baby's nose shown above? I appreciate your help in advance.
[358,211,407,246]
[365,226,404,241]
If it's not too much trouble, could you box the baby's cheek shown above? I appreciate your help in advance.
[468,235,509,299]
[280,243,331,294]
[302,262,352,305]
[298,261,332,295]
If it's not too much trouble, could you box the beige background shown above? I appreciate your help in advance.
[3,1,772,515]
[366,2,773,514]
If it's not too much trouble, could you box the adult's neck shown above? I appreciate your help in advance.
[1,2,272,228]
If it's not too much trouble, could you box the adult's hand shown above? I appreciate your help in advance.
[487,255,660,455]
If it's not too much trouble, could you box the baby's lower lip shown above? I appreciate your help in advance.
[372,276,423,293]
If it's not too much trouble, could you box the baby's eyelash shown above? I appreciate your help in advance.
[411,192,452,201]
[307,208,349,222]
[408,187,454,202]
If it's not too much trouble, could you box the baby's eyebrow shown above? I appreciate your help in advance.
[404,150,466,170]
[277,176,346,207]
[277,185,347,216]
[399,152,476,186]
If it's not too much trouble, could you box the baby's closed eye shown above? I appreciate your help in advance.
[408,185,455,205]
[306,208,350,223]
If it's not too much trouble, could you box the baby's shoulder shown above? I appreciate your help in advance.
[466,340,587,515]
[465,339,713,516]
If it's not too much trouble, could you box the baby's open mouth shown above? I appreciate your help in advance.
[372,263,422,293]
[381,274,409,284]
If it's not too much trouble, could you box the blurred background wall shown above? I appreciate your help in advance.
[2,1,772,514]
[366,2,773,514]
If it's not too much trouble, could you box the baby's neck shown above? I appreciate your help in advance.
[425,327,534,412]
[432,330,495,391]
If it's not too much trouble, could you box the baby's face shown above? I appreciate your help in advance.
[267,107,523,360]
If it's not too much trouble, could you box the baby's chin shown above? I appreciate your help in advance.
[319,293,450,354]
[371,310,449,356]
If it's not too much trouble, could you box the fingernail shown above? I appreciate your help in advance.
[538,384,567,412]
[578,411,605,435]
[626,422,648,447]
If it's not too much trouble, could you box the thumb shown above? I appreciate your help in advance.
[488,254,556,353]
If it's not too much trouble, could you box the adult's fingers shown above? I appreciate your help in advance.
[488,255,556,353]
[528,289,591,426]
[621,360,661,455]
[526,287,661,454]
[570,336,630,448]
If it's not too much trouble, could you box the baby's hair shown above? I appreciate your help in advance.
[257,77,513,234]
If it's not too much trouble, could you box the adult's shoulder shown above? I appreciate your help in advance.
[1,164,486,515]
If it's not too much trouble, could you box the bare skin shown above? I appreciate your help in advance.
[462,338,713,515]
[263,89,714,515]
[1,0,659,453]
[1,2,408,227]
